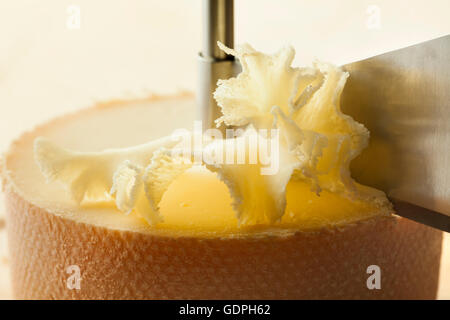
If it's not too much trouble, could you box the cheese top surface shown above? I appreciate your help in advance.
[6,44,393,237]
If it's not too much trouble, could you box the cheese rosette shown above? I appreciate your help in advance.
[34,135,186,225]
[200,127,301,225]
[214,42,390,209]
[34,43,391,226]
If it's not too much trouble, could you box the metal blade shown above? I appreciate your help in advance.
[341,35,450,232]
[391,199,449,233]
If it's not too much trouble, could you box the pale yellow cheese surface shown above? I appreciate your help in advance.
[5,96,389,238]
[157,166,386,234]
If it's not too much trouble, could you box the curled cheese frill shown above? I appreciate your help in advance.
[34,43,391,226]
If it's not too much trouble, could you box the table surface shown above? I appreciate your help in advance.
[0,208,449,300]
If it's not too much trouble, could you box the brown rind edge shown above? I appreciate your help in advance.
[3,189,442,299]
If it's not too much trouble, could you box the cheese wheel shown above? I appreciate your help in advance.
[1,95,443,299]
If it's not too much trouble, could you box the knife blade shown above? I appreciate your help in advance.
[341,35,450,232]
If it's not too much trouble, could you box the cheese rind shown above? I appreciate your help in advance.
[4,187,443,299]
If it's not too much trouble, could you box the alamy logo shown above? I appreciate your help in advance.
[66,5,81,30]
[366,265,381,290]
[66,265,82,290]
[366,5,381,30]
[170,121,280,175]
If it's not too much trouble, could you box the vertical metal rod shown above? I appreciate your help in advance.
[202,0,234,59]
[198,0,238,130]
